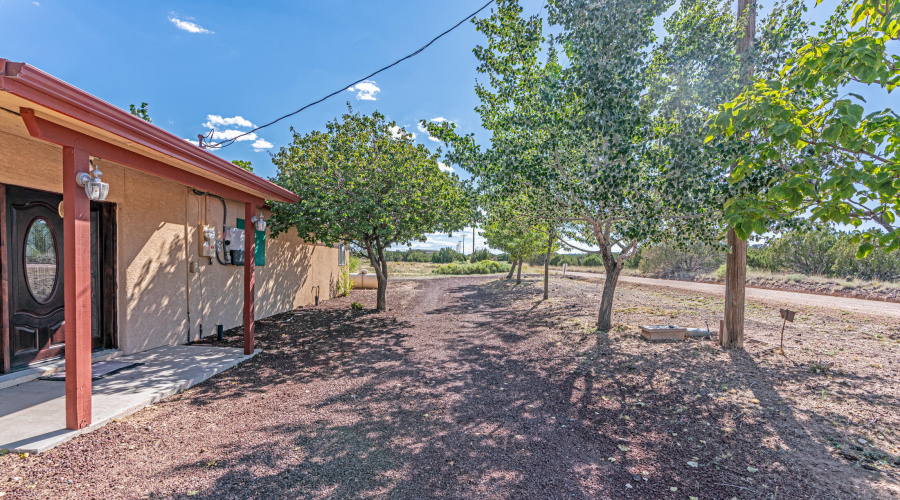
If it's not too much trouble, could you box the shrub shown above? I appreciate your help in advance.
[551,254,585,266]
[337,264,353,297]
[433,260,511,275]
[405,250,430,262]
[470,248,493,263]
[828,237,900,282]
[715,263,727,281]
[583,255,604,267]
[785,273,807,282]
[638,243,725,278]
[432,247,467,263]
[350,301,364,310]
[496,253,510,262]
[767,228,837,275]
[348,255,361,273]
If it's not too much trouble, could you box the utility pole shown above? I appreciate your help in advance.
[723,0,755,349]
[461,234,467,255]
[473,226,476,254]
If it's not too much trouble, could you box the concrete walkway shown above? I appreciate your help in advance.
[0,345,258,453]
[557,270,900,319]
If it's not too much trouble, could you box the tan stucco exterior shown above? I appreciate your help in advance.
[0,112,343,357]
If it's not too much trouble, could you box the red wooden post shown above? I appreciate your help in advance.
[243,202,255,355]
[63,146,92,430]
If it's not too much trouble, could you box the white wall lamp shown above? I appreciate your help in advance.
[75,158,110,202]
[251,212,266,232]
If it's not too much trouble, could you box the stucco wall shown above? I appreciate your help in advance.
[0,120,341,357]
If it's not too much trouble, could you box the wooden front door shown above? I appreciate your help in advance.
[4,186,116,370]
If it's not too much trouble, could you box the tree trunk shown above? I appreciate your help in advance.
[376,275,388,311]
[723,228,746,348]
[597,263,621,332]
[506,258,517,280]
[722,0,755,347]
[516,258,523,284]
[363,237,390,311]
[543,232,553,300]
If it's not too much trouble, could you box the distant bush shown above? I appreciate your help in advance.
[431,247,467,263]
[583,255,604,267]
[715,263,727,281]
[638,243,725,278]
[828,238,900,282]
[433,260,511,275]
[496,253,510,262]
[470,248,493,263]
[785,273,807,283]
[767,229,837,276]
[405,250,430,262]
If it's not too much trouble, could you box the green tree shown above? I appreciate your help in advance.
[231,160,254,173]
[710,0,899,257]
[467,0,718,330]
[268,108,468,310]
[482,196,549,284]
[129,102,152,123]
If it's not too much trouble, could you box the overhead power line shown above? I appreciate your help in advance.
[203,0,496,150]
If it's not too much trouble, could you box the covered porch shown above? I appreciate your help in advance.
[0,344,259,453]
[0,59,299,434]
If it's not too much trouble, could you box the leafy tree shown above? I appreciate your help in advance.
[129,102,152,123]
[710,0,899,257]
[461,0,720,330]
[482,196,549,284]
[268,108,468,310]
[432,247,467,263]
[231,160,254,173]
[768,227,839,275]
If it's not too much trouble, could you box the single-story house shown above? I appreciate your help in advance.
[0,59,345,430]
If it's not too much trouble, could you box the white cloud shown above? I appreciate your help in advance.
[204,115,254,129]
[347,80,381,101]
[389,125,416,140]
[169,15,213,34]
[251,139,274,152]
[416,117,456,143]
[437,162,454,173]
[32,1,40,6]
[210,129,256,142]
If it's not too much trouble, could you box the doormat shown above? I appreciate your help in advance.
[40,361,143,381]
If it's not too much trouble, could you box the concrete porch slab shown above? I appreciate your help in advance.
[0,345,259,453]
[0,349,123,391]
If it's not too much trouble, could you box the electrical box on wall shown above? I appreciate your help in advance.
[200,225,216,258]
[224,227,245,266]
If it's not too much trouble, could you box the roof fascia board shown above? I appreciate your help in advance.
[1,59,298,203]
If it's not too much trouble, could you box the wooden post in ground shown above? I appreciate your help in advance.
[243,202,256,355]
[63,146,92,430]
[722,0,756,349]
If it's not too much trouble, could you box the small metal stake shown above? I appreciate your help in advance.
[779,309,795,353]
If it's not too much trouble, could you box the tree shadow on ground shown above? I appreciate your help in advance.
[167,277,897,499]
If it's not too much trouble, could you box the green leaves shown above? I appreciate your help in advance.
[269,106,469,260]
[707,0,900,254]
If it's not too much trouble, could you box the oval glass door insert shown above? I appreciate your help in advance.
[24,218,58,302]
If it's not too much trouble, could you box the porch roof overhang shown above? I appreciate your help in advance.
[0,59,299,204]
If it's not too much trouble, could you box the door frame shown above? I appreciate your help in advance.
[93,200,117,351]
[0,184,118,373]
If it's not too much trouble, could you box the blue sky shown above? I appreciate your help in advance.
[0,0,887,252]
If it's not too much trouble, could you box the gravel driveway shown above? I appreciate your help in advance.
[1,276,897,499]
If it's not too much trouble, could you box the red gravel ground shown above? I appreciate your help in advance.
[1,276,898,499]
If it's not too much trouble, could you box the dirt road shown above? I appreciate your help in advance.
[559,270,900,319]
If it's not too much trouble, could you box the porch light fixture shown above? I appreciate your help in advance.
[75,158,109,201]
[251,212,266,232]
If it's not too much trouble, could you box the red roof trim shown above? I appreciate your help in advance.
[0,59,299,203]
